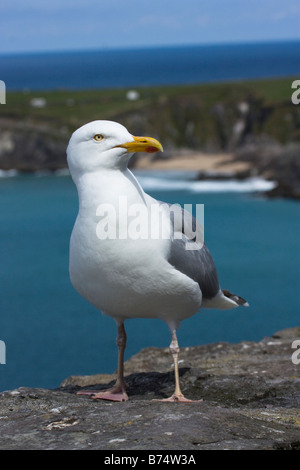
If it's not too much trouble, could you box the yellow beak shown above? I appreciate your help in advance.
[116,135,163,154]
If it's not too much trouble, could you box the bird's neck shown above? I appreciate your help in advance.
[74,168,147,215]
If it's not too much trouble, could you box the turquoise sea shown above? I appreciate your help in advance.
[0,172,299,391]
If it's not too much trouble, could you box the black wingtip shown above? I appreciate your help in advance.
[222,289,249,307]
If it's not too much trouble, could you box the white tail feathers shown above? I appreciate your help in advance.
[202,289,249,310]
[222,289,249,307]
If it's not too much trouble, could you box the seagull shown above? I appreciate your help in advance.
[67,120,248,403]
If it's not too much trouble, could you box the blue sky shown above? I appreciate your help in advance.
[1,0,300,54]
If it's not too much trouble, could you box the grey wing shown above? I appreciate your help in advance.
[161,201,220,299]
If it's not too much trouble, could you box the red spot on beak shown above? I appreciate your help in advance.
[146,146,159,153]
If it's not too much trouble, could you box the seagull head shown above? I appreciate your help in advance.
[67,120,163,177]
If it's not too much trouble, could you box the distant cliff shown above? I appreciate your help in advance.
[0,77,299,198]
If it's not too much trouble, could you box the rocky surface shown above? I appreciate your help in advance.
[0,120,68,172]
[233,137,300,200]
[0,327,299,450]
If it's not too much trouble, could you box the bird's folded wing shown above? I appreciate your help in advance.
[162,202,220,300]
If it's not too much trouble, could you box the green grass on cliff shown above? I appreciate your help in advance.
[4,77,296,122]
[2,76,300,148]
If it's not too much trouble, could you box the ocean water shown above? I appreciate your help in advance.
[0,172,299,392]
[1,40,300,91]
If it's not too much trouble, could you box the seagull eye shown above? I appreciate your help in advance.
[93,134,104,141]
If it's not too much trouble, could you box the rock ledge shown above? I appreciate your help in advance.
[0,327,299,450]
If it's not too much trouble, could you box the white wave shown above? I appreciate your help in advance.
[0,169,18,178]
[0,167,276,193]
[189,177,276,193]
[35,169,70,177]
[136,174,276,193]
[54,168,70,176]
[35,170,53,177]
[0,168,70,178]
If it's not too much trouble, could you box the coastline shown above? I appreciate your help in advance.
[1,77,299,199]
[0,153,276,195]
[132,149,252,173]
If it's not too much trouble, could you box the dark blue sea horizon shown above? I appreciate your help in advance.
[1,40,300,91]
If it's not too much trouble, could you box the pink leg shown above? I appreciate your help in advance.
[153,329,203,403]
[77,322,128,402]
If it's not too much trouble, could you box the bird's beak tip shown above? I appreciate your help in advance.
[116,136,163,154]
